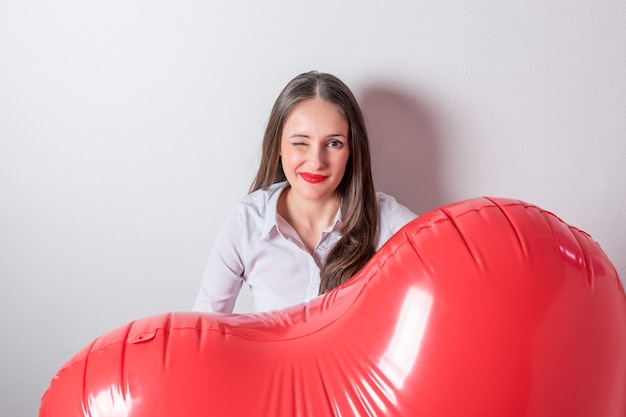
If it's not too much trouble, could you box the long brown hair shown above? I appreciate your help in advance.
[250,71,378,294]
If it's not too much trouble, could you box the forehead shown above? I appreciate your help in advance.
[283,98,349,133]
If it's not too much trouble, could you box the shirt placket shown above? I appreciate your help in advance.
[306,231,340,299]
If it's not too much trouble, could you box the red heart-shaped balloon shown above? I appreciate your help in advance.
[39,197,626,417]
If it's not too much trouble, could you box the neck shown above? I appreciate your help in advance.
[278,187,340,233]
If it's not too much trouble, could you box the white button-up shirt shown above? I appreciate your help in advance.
[192,181,417,313]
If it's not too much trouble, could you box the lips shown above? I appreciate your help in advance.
[299,172,329,183]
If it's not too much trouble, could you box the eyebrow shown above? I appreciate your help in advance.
[288,133,348,139]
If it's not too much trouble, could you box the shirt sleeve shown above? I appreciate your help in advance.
[192,205,245,313]
[376,192,419,249]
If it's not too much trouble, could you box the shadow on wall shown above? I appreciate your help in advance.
[359,85,447,216]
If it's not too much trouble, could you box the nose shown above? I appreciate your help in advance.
[307,144,326,168]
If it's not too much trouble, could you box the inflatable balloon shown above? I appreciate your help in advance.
[39,197,626,417]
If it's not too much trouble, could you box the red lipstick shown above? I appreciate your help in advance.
[300,172,328,183]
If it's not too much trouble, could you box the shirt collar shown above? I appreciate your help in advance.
[260,181,289,239]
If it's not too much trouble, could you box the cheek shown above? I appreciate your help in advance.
[280,149,301,170]
[278,143,289,163]
[336,151,350,170]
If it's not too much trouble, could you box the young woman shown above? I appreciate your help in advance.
[193,71,417,313]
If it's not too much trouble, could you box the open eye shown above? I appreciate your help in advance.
[327,139,345,148]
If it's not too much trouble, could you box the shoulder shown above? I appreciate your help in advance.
[214,182,286,247]
[223,182,285,235]
[375,192,414,215]
[375,191,418,237]
[237,182,284,215]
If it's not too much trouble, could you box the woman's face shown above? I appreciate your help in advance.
[280,98,350,205]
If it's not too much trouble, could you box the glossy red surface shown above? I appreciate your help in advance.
[39,197,626,417]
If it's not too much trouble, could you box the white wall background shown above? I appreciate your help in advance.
[1,1,624,415]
